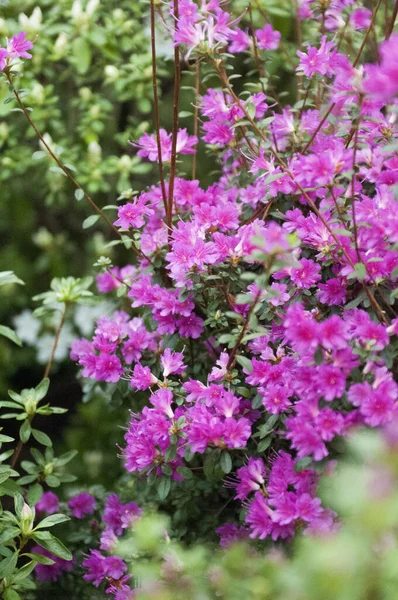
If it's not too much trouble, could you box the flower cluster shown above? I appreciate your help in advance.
[66,0,398,562]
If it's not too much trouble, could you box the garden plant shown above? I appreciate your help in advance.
[0,0,398,598]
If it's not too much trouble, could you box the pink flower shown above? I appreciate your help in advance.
[317,278,346,305]
[95,354,123,383]
[150,388,174,418]
[32,546,73,582]
[0,48,8,70]
[295,493,323,522]
[317,365,346,401]
[161,348,186,378]
[103,493,142,535]
[261,384,291,414]
[134,128,197,162]
[296,37,335,78]
[350,8,371,29]
[229,29,251,53]
[36,491,59,515]
[6,32,34,59]
[130,363,158,390]
[114,199,153,230]
[216,523,249,547]
[255,24,281,50]
[68,492,96,519]
[290,257,321,289]
[235,458,266,500]
[246,492,273,539]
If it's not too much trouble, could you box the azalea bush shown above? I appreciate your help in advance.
[1,0,398,598]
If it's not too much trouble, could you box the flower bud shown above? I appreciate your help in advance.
[20,503,34,536]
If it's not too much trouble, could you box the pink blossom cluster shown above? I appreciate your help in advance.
[67,0,398,553]
[82,493,142,597]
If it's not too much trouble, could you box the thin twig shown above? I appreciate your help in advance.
[192,60,200,180]
[167,0,181,243]
[227,290,262,370]
[352,0,383,67]
[6,71,155,265]
[386,0,398,39]
[10,306,67,469]
[150,0,168,210]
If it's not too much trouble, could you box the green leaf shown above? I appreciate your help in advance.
[27,483,43,506]
[32,532,72,561]
[314,346,324,365]
[31,429,52,447]
[294,456,313,472]
[176,466,193,480]
[82,215,100,229]
[72,37,92,74]
[11,561,36,582]
[32,151,46,160]
[164,444,177,462]
[235,355,253,372]
[0,325,22,346]
[55,450,77,467]
[3,588,21,600]
[23,552,55,565]
[19,420,31,444]
[14,492,24,518]
[348,263,367,281]
[0,528,21,545]
[45,475,60,487]
[35,513,70,529]
[257,436,273,452]
[35,378,50,401]
[220,451,232,474]
[0,271,24,287]
[0,552,18,579]
[74,188,85,201]
[158,477,171,501]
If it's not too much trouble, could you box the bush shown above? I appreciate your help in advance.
[0,0,398,598]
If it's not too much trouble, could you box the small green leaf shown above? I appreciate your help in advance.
[158,477,171,501]
[220,451,232,474]
[19,420,31,444]
[348,263,367,281]
[164,444,177,462]
[3,588,21,600]
[45,475,60,487]
[314,346,324,365]
[32,151,46,160]
[0,271,24,287]
[257,436,272,452]
[294,456,313,472]
[32,532,72,561]
[27,483,43,506]
[31,429,52,447]
[11,561,36,582]
[23,552,55,565]
[235,355,253,372]
[82,215,100,229]
[35,514,70,529]
[74,189,84,201]
[35,378,50,401]
[14,493,25,518]
[0,552,18,579]
[55,450,77,467]
[0,325,22,346]
[72,37,92,74]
